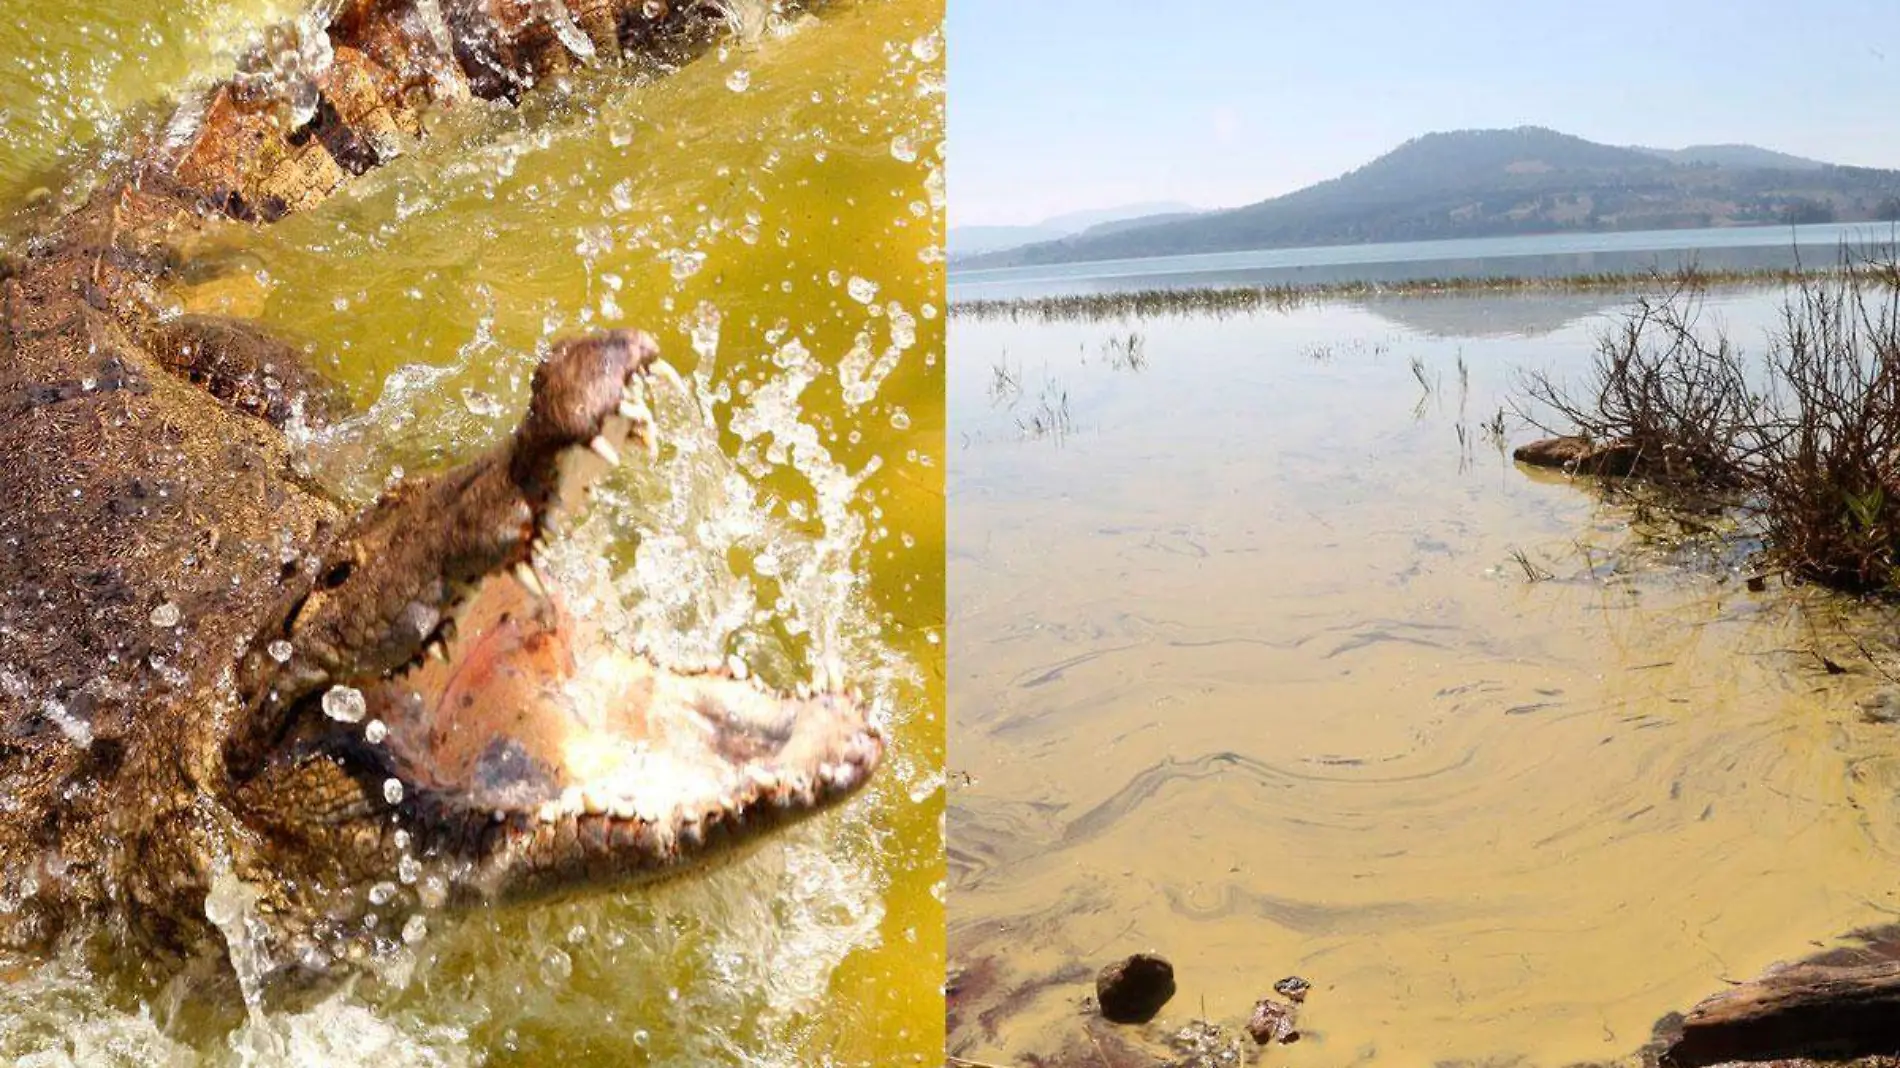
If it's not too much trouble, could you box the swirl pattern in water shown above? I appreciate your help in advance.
[948,287,1900,1066]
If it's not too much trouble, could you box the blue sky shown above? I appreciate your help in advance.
[949,0,1900,225]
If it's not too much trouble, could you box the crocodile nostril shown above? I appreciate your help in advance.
[320,561,354,588]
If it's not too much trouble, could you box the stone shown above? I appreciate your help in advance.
[1096,953,1176,1024]
[1247,997,1300,1045]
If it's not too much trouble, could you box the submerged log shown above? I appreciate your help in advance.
[1513,435,1643,477]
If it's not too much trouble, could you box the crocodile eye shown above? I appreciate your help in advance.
[320,561,354,589]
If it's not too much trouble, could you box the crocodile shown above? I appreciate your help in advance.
[0,0,880,986]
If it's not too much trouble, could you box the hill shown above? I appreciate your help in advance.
[948,201,1197,258]
[960,127,1900,269]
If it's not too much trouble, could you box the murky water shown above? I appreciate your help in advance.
[0,1,943,1064]
[948,288,1900,1066]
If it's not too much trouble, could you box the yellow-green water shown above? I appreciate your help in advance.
[0,2,943,1064]
[948,289,1900,1066]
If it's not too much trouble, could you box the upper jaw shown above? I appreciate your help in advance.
[229,331,666,768]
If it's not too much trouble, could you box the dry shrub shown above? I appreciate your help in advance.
[1756,267,1900,589]
[1523,262,1900,591]
[1524,278,1761,489]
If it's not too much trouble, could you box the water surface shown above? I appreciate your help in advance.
[949,223,1900,300]
[0,2,944,1064]
[948,287,1900,1066]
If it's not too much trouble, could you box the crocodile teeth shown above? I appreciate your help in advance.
[426,641,448,663]
[821,763,855,791]
[513,562,547,600]
[725,654,749,680]
[649,359,686,393]
[588,434,621,466]
[617,398,652,423]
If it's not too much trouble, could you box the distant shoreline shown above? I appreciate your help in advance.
[948,265,1890,322]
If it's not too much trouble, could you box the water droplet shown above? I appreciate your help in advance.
[401,914,428,944]
[383,778,404,804]
[890,409,911,430]
[666,249,707,281]
[847,276,879,304]
[910,32,941,62]
[460,387,502,418]
[725,69,750,93]
[541,946,573,983]
[267,639,293,663]
[364,718,388,744]
[398,854,420,884]
[149,602,180,628]
[322,685,365,723]
[890,134,917,163]
[368,881,396,906]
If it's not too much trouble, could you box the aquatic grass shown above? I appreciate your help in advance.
[1410,355,1441,420]
[1481,406,1509,451]
[988,352,1022,405]
[1102,330,1147,371]
[949,265,1849,324]
[1016,380,1073,442]
[1509,548,1553,583]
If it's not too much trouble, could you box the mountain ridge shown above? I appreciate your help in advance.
[960,127,1900,269]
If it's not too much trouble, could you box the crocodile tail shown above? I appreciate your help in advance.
[152,0,743,223]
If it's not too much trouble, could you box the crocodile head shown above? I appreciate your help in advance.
[223,331,881,931]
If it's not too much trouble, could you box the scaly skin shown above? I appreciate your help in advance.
[0,0,878,984]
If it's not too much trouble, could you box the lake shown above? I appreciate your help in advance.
[947,283,1900,1065]
[0,2,943,1065]
[949,222,1900,300]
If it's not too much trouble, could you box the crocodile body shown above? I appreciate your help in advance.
[0,0,877,985]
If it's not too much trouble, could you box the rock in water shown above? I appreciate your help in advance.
[1096,953,1176,1023]
[1273,975,1311,1003]
[1247,998,1300,1045]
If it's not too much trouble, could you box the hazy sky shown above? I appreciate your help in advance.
[949,0,1900,226]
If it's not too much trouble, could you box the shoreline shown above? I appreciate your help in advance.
[948,264,1885,322]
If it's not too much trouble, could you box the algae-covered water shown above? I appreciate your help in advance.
[0,2,943,1064]
[948,287,1900,1066]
